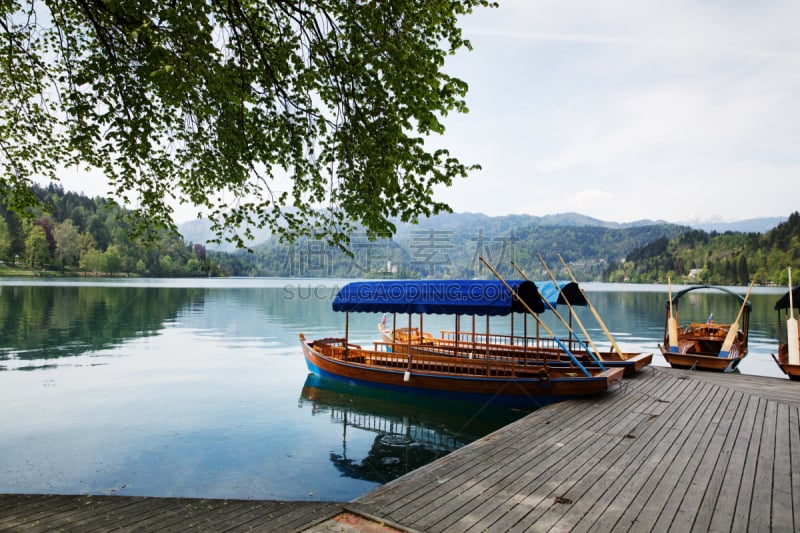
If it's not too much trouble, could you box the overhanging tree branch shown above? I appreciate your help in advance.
[0,0,496,249]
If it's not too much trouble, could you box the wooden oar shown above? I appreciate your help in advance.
[479,257,593,377]
[787,268,800,365]
[718,280,754,358]
[511,259,604,368]
[668,276,679,353]
[530,256,602,358]
[557,254,625,359]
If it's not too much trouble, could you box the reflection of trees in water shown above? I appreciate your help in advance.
[0,286,202,362]
[299,374,524,484]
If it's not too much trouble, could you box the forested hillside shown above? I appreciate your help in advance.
[4,185,790,282]
[603,212,800,285]
[212,219,689,279]
[0,184,219,276]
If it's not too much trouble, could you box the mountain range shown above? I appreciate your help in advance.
[179,212,786,250]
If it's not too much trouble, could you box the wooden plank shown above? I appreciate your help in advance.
[358,397,593,519]
[518,369,685,532]
[707,394,761,532]
[569,375,713,532]
[772,402,794,532]
[730,397,767,531]
[749,399,777,532]
[447,419,622,531]
[689,390,749,532]
[461,370,672,532]
[0,494,63,526]
[413,381,655,531]
[27,495,151,532]
[791,404,800,531]
[92,496,201,531]
[670,370,800,403]
[650,386,740,530]
[0,495,134,531]
[464,371,682,532]
[361,368,671,530]
[0,496,342,533]
[395,399,606,530]
[116,499,246,532]
[470,412,639,531]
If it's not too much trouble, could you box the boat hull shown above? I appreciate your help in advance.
[301,335,624,409]
[772,353,800,381]
[660,346,742,372]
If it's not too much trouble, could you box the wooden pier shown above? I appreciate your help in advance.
[2,367,799,532]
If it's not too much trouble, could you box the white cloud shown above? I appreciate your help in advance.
[434,0,800,222]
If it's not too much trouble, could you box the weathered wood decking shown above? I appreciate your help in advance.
[2,367,799,532]
[0,495,344,532]
[346,366,800,532]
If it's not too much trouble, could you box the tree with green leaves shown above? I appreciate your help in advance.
[0,217,10,262]
[1,0,494,249]
[54,219,81,270]
[79,248,104,275]
[103,245,123,276]
[25,225,50,268]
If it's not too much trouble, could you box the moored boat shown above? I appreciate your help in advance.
[378,279,652,377]
[771,283,800,380]
[659,284,753,372]
[300,280,624,408]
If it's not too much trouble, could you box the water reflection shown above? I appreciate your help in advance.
[0,285,202,366]
[298,374,525,484]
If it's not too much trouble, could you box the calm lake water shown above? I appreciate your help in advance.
[0,278,789,501]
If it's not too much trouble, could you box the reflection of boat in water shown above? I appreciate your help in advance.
[659,284,753,372]
[298,374,520,483]
[378,280,652,377]
[300,280,624,408]
[771,284,800,381]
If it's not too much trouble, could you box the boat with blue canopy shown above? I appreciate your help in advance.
[377,279,652,376]
[300,279,624,408]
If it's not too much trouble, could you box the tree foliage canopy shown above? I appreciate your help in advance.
[1,0,493,248]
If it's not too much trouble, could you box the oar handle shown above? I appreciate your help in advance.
[720,280,755,355]
[733,280,755,324]
[668,275,674,319]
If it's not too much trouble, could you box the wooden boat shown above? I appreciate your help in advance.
[301,280,624,408]
[771,285,800,380]
[658,284,752,372]
[378,280,652,377]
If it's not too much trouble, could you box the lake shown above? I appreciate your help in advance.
[0,278,789,502]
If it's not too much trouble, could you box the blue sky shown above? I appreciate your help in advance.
[56,0,800,225]
[432,0,800,223]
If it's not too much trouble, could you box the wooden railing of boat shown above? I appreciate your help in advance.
[433,330,647,363]
[439,330,575,354]
[309,338,591,379]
